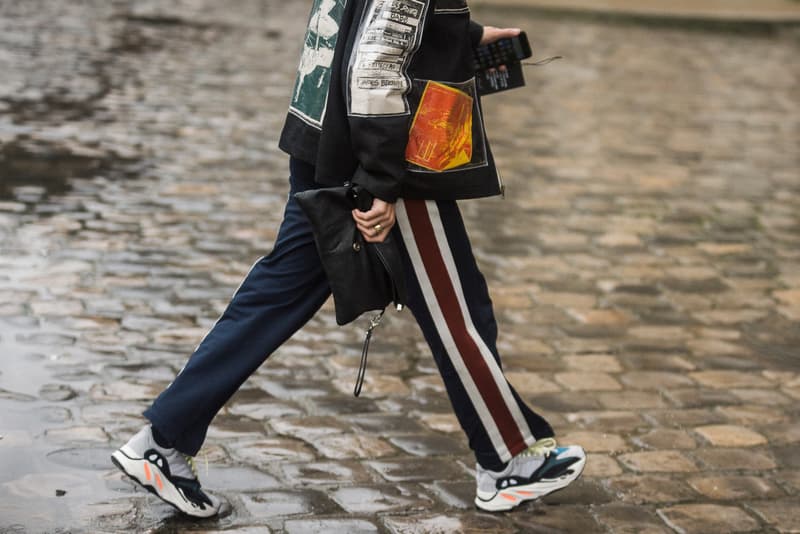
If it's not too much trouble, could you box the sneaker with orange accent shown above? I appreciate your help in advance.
[474,438,586,512]
[111,425,220,518]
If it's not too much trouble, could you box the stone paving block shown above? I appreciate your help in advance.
[269,416,349,442]
[88,380,162,401]
[618,353,696,372]
[383,513,514,534]
[692,310,767,326]
[647,408,727,428]
[747,500,800,533]
[690,369,771,390]
[367,457,468,483]
[694,424,768,447]
[30,299,85,316]
[716,404,788,425]
[784,385,800,401]
[344,413,427,435]
[557,430,628,453]
[664,388,742,409]
[596,390,668,410]
[530,392,604,412]
[773,289,800,306]
[657,504,761,533]
[204,416,270,444]
[388,434,468,457]
[763,370,798,384]
[535,233,590,252]
[618,450,699,473]
[774,470,800,495]
[382,515,469,534]
[596,232,643,248]
[594,503,672,534]
[329,485,433,514]
[583,453,623,478]
[488,286,534,309]
[566,309,632,327]
[562,353,623,372]
[565,410,645,432]
[554,372,622,391]
[509,503,601,532]
[606,475,698,504]
[687,475,784,500]
[311,433,396,460]
[45,425,109,444]
[552,337,614,355]
[240,489,340,519]
[375,395,453,416]
[628,326,691,341]
[259,378,338,400]
[500,337,554,357]
[306,395,381,415]
[422,480,475,509]
[619,371,696,390]
[228,438,317,465]
[332,374,411,397]
[534,291,597,310]
[687,338,753,358]
[152,327,208,346]
[729,388,794,406]
[633,429,697,450]
[408,375,446,395]
[692,447,778,471]
[539,478,613,505]
[417,412,461,434]
[284,519,379,534]
[327,352,411,375]
[504,372,561,396]
[278,460,375,486]
[759,422,800,445]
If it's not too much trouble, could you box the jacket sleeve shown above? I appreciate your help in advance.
[345,0,434,202]
[469,20,484,48]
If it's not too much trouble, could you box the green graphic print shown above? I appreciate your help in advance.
[290,0,346,127]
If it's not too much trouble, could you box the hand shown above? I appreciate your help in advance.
[352,197,396,243]
[479,26,521,46]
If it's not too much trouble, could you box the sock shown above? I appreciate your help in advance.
[151,425,174,449]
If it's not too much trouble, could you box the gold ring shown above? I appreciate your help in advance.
[374,223,382,234]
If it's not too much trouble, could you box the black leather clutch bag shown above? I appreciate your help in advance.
[294,185,407,326]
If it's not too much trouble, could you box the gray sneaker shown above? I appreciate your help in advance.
[475,438,586,512]
[111,425,220,518]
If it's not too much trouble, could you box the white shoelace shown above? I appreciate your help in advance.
[520,437,558,458]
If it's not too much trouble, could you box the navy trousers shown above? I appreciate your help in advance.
[145,158,553,470]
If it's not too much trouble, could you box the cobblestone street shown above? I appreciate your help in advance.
[1,1,799,532]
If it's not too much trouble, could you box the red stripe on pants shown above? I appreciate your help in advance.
[404,199,526,453]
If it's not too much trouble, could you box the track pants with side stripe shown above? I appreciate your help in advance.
[144,158,554,470]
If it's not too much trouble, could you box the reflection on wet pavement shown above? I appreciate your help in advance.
[1,1,799,532]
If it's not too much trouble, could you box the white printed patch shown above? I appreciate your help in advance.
[348,0,427,116]
[290,0,347,128]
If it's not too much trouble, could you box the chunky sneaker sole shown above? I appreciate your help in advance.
[475,445,586,512]
[111,446,218,518]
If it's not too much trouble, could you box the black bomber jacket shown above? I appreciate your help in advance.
[279,0,502,202]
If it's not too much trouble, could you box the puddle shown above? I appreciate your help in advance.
[0,136,141,202]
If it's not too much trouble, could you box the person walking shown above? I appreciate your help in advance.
[112,0,585,518]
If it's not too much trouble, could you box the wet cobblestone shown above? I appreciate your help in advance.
[1,1,799,533]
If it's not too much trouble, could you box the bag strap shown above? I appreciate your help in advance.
[354,310,384,397]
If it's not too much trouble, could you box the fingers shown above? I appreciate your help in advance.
[352,198,396,243]
[354,212,396,243]
[480,26,521,45]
